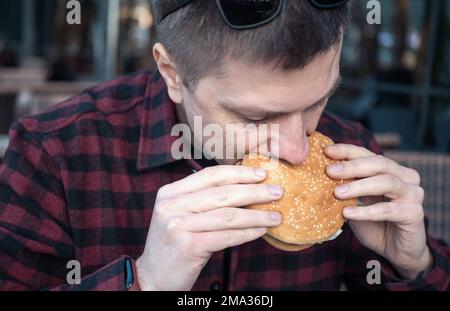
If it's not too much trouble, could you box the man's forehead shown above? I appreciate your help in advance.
[198,44,341,94]
[202,49,340,108]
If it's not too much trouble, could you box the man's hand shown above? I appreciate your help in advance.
[135,166,283,291]
[325,144,433,280]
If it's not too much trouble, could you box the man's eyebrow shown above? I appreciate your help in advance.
[225,75,342,116]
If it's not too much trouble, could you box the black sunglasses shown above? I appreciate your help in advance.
[159,0,351,30]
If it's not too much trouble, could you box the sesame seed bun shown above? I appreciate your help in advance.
[241,132,357,251]
[262,234,313,252]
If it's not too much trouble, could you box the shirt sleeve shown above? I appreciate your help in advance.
[343,126,450,291]
[0,120,130,291]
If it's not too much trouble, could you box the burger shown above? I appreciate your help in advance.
[241,132,357,251]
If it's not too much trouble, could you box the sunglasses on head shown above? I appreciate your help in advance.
[159,0,351,30]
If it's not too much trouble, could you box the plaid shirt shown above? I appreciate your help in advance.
[0,71,449,291]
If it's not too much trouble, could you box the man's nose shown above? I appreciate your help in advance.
[270,115,309,166]
[277,135,309,166]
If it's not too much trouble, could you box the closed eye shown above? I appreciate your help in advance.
[244,113,281,123]
[246,116,268,122]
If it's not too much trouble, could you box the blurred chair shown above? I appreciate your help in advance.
[369,107,417,150]
[0,67,95,161]
[29,82,95,114]
[434,107,450,153]
[385,151,450,245]
[0,67,46,87]
[0,67,47,123]
[373,132,402,150]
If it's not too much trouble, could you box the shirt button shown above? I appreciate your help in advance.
[209,281,222,291]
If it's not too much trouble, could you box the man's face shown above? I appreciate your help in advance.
[176,41,342,166]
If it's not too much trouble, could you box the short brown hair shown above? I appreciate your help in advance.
[152,0,350,90]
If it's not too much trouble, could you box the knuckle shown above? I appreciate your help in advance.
[384,173,398,187]
[203,166,221,180]
[414,186,425,203]
[408,168,421,185]
[380,204,393,216]
[157,184,171,199]
[213,186,229,202]
[220,208,236,223]
[405,203,424,222]
[164,218,189,246]
[155,198,176,218]
[414,204,425,220]
[165,216,183,233]
[375,155,389,167]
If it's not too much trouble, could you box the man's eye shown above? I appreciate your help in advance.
[245,116,268,123]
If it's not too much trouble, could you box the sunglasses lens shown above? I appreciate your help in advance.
[218,0,282,27]
[310,0,350,9]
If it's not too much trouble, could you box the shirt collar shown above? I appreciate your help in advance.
[136,71,219,172]
[136,71,180,171]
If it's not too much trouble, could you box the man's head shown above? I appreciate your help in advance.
[151,0,350,165]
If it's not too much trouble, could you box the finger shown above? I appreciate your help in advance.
[163,183,283,213]
[324,144,375,160]
[199,227,268,252]
[334,174,424,203]
[180,208,282,232]
[343,202,424,224]
[327,155,421,186]
[158,165,267,200]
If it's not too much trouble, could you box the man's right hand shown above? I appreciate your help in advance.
[135,165,283,291]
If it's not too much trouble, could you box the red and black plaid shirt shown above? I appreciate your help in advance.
[0,71,449,291]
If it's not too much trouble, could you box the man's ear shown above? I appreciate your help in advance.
[153,43,183,104]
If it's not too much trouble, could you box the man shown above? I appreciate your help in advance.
[0,0,449,291]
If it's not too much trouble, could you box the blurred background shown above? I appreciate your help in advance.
[0,1,449,240]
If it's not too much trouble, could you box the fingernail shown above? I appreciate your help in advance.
[329,164,344,173]
[343,207,356,216]
[254,168,266,178]
[268,184,283,197]
[270,212,282,222]
[335,184,349,195]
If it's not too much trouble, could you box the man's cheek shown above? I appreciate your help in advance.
[304,107,326,134]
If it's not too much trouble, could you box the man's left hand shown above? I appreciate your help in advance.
[325,144,433,280]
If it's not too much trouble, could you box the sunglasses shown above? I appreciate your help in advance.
[159,0,351,30]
